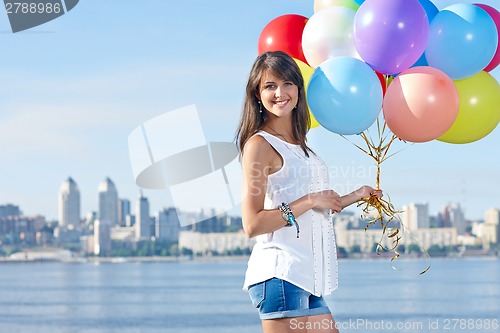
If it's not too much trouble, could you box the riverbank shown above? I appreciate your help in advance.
[0,254,251,264]
[1,251,498,264]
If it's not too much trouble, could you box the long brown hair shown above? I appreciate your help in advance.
[235,51,313,157]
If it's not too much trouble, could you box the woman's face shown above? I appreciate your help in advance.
[258,70,299,119]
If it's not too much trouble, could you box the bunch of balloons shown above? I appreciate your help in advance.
[257,0,500,144]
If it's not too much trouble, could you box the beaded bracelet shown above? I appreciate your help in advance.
[278,202,300,238]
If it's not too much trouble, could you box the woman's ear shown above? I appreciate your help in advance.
[254,85,261,100]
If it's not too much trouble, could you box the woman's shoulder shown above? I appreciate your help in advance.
[244,132,271,152]
[242,133,275,160]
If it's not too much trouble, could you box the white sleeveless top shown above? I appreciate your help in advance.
[242,130,338,296]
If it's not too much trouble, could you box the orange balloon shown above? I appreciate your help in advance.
[382,66,459,143]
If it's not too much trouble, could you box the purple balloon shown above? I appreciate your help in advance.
[354,0,430,75]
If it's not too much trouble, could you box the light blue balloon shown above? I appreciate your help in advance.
[425,3,498,80]
[353,0,365,5]
[306,57,383,135]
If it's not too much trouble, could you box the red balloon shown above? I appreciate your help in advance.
[375,71,388,96]
[475,4,500,72]
[258,14,309,64]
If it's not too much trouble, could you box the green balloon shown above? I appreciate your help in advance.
[314,0,360,13]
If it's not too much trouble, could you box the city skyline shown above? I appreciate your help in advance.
[0,0,499,221]
[1,174,495,226]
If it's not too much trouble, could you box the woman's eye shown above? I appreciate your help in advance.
[285,82,293,86]
[264,84,275,89]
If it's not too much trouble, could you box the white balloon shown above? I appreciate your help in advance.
[302,6,361,68]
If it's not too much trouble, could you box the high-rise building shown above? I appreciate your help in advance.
[98,177,119,226]
[135,191,150,241]
[400,203,429,231]
[94,219,111,256]
[0,215,45,245]
[484,208,500,226]
[125,214,135,227]
[58,177,81,227]
[442,202,466,235]
[0,204,21,217]
[156,207,181,242]
[483,208,500,248]
[84,211,97,227]
[191,209,226,233]
[118,198,130,227]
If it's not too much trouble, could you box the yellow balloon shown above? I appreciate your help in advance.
[314,0,360,13]
[387,75,394,87]
[437,71,500,144]
[294,58,320,129]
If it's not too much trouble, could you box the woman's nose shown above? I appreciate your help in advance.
[275,86,283,99]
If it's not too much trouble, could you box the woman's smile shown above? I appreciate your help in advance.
[273,99,290,107]
[259,71,298,117]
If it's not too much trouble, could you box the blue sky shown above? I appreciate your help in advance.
[0,0,498,222]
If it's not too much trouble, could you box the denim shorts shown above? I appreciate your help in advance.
[247,277,331,320]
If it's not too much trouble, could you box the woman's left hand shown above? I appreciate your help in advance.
[356,186,383,200]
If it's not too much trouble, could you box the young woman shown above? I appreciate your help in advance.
[236,51,381,333]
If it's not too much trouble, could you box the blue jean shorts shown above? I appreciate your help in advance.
[247,277,331,320]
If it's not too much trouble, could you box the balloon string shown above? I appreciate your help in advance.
[342,119,430,275]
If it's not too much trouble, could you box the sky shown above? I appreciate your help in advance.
[0,0,499,222]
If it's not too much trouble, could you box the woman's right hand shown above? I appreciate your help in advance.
[309,190,343,213]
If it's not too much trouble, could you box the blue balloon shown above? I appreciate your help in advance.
[425,3,498,80]
[353,0,365,5]
[411,54,429,68]
[410,0,439,68]
[306,57,383,135]
[419,0,439,22]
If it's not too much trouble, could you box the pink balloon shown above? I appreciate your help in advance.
[475,4,500,72]
[383,66,459,143]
